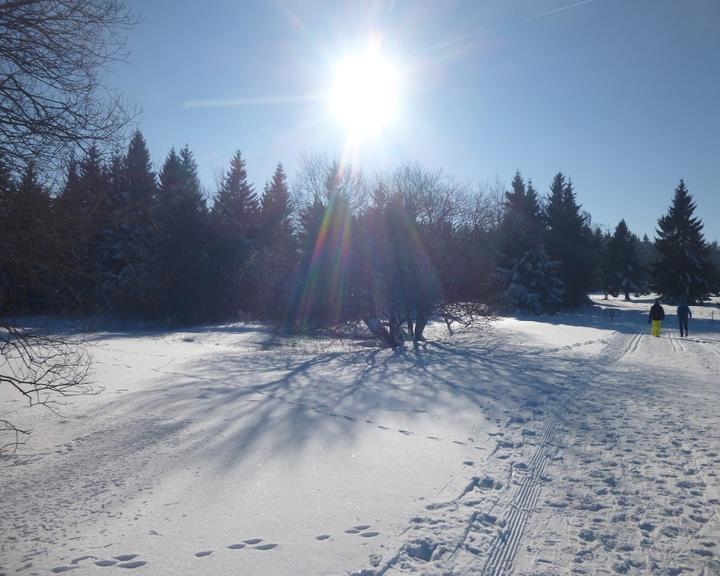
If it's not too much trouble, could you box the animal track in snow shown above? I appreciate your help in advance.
[113,554,138,562]
[194,550,212,557]
[315,534,331,540]
[227,543,246,549]
[254,543,278,550]
[243,538,263,544]
[118,561,147,569]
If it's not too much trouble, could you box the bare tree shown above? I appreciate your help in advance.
[1,320,93,452]
[0,0,137,176]
[1,0,135,452]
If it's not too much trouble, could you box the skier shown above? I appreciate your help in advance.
[648,299,665,337]
[677,302,692,337]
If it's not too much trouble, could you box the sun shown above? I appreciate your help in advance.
[330,47,400,141]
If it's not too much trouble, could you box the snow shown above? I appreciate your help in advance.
[2,295,720,575]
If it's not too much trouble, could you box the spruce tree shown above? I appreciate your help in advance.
[210,151,259,317]
[0,162,56,311]
[101,130,158,314]
[155,146,209,321]
[504,244,564,314]
[601,220,642,300]
[497,171,543,269]
[212,151,258,238]
[55,147,112,308]
[260,163,293,243]
[252,163,297,316]
[652,180,713,303]
[543,173,593,306]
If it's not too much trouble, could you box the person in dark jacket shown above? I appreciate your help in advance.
[676,302,692,337]
[648,299,665,337]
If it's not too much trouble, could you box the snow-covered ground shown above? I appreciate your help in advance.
[2,296,720,575]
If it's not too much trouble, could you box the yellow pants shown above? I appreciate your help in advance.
[651,320,661,337]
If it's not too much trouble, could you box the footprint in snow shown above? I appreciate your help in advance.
[70,555,96,565]
[94,560,117,567]
[360,532,379,538]
[194,551,212,557]
[345,528,360,534]
[398,429,413,435]
[118,561,147,569]
[243,538,263,544]
[227,543,246,549]
[354,525,371,530]
[114,554,138,562]
[254,543,278,550]
[51,568,78,574]
[377,425,390,430]
[316,534,331,540]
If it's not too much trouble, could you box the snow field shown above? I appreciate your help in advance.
[1,296,719,575]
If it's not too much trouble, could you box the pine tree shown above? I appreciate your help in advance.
[154,146,209,321]
[212,151,258,238]
[497,171,543,269]
[0,162,56,311]
[543,173,593,306]
[55,147,112,308]
[260,163,293,243]
[601,220,642,300]
[209,151,259,318]
[503,243,564,314]
[652,180,714,303]
[250,163,297,316]
[101,130,158,314]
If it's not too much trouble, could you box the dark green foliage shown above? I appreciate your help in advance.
[652,180,714,303]
[101,130,158,314]
[0,162,57,312]
[601,220,642,300]
[4,131,718,332]
[497,171,543,269]
[154,146,210,321]
[543,173,594,307]
[503,244,564,314]
[55,147,112,308]
[210,150,259,318]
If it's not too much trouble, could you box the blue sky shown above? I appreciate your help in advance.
[111,0,720,241]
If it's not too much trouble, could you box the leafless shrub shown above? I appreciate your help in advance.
[1,320,94,453]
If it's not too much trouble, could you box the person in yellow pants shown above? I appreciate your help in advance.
[648,299,665,337]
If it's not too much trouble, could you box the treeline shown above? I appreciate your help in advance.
[1,130,718,328]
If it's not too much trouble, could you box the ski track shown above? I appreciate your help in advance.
[353,328,720,576]
[4,313,720,576]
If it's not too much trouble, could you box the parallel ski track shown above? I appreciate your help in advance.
[480,409,560,575]
[618,333,642,362]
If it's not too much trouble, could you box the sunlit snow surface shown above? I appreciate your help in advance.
[2,295,719,575]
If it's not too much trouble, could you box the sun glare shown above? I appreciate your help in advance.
[330,47,400,141]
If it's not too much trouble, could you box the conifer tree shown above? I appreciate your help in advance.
[212,151,258,238]
[0,162,56,311]
[504,244,564,314]
[497,171,543,269]
[652,180,713,303]
[210,151,259,317]
[55,147,112,308]
[543,173,593,306]
[251,163,297,316]
[601,220,642,300]
[260,163,293,243]
[101,130,157,314]
[155,146,209,321]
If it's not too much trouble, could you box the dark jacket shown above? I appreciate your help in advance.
[649,302,665,322]
[677,303,692,320]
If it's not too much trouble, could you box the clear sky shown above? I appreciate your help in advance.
[111,0,720,241]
